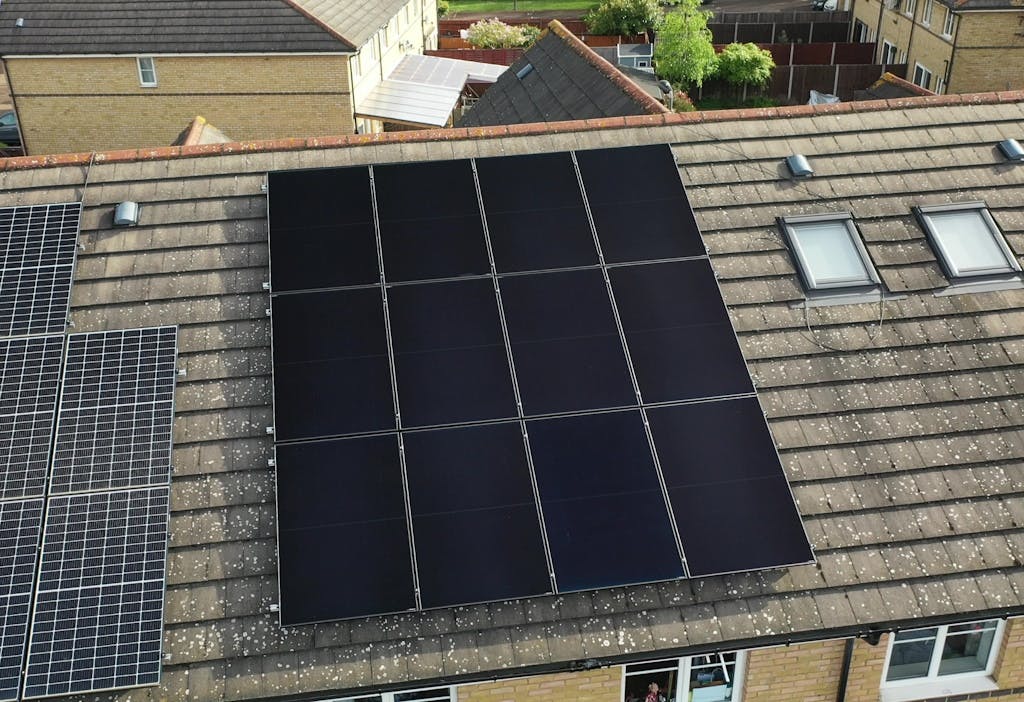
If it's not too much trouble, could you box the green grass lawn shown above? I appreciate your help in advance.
[447,0,596,14]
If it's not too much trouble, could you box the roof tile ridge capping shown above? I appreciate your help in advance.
[4,90,1024,172]
[280,0,358,50]
[181,116,208,146]
[875,71,935,96]
[545,19,670,115]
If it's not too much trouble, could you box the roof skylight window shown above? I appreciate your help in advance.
[779,214,880,292]
[913,203,1021,279]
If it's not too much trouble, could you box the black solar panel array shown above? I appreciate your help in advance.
[0,500,43,702]
[268,145,814,624]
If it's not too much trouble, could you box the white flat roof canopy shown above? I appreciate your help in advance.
[356,54,506,127]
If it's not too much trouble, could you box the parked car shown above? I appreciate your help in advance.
[0,111,21,147]
[812,0,838,8]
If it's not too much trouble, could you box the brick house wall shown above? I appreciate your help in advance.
[5,54,355,154]
[451,618,1024,702]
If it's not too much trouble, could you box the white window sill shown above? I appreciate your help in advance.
[881,675,997,702]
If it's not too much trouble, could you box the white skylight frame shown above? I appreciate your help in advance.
[136,57,157,87]
[914,202,1022,280]
[779,213,882,293]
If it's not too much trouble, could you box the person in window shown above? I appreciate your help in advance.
[644,682,667,702]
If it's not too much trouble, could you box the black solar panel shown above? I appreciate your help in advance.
[0,499,43,702]
[0,336,63,500]
[49,327,178,495]
[23,487,169,699]
[268,145,814,621]
[0,203,81,339]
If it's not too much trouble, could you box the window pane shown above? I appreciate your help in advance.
[394,688,451,701]
[926,210,1014,276]
[690,652,737,700]
[887,633,937,681]
[938,625,997,676]
[790,221,873,287]
[624,667,676,702]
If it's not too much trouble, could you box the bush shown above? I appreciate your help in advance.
[652,0,716,88]
[466,18,540,48]
[437,0,450,15]
[715,42,775,89]
[585,0,662,36]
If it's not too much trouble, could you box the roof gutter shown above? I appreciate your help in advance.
[245,606,1024,702]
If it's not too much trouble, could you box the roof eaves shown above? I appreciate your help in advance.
[544,19,669,115]
[280,0,358,50]
[3,89,1023,172]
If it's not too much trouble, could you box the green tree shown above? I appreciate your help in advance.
[652,0,716,88]
[585,0,662,36]
[715,42,775,96]
[466,18,540,48]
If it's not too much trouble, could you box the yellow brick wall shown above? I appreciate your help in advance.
[948,11,1024,92]
[456,669,621,702]
[994,617,1024,688]
[743,639,845,702]
[5,55,354,154]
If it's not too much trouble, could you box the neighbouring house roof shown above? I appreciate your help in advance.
[941,0,1024,10]
[172,116,232,146]
[0,0,416,55]
[1,91,1024,701]
[458,20,668,127]
[854,72,935,100]
[356,54,505,127]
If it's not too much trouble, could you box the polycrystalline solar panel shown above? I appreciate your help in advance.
[475,153,598,273]
[0,203,81,339]
[0,336,63,500]
[0,499,43,702]
[49,327,178,495]
[527,410,683,592]
[388,279,517,427]
[499,269,636,415]
[271,289,394,440]
[609,260,753,403]
[23,487,169,699]
[275,436,416,624]
[575,145,705,263]
[267,167,379,292]
[374,160,491,283]
[647,399,814,576]
[403,422,551,608]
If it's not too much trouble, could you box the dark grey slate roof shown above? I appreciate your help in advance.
[0,0,363,55]
[939,0,1024,9]
[458,21,667,127]
[1,93,1024,702]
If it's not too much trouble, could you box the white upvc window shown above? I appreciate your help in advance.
[779,214,881,292]
[942,7,955,36]
[881,40,898,64]
[882,620,1004,702]
[136,56,157,87]
[623,652,746,702]
[914,203,1021,280]
[912,62,932,89]
[921,0,933,25]
[903,0,917,17]
[934,76,945,93]
[368,38,378,63]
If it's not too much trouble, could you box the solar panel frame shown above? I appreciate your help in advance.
[22,486,170,700]
[0,498,44,702]
[49,327,178,495]
[0,203,82,340]
[0,336,64,501]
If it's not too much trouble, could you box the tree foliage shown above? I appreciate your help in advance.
[466,18,540,48]
[585,0,662,36]
[715,42,775,88]
[652,0,716,88]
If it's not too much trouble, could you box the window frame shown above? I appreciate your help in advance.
[921,0,933,24]
[913,202,1021,280]
[779,213,882,293]
[912,62,932,89]
[903,0,917,17]
[622,651,747,702]
[322,686,456,702]
[941,7,955,36]
[881,40,898,64]
[881,620,1005,702]
[136,56,157,87]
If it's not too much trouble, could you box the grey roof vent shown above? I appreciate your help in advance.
[516,63,534,79]
[113,201,140,226]
[997,138,1024,162]
[785,154,814,178]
